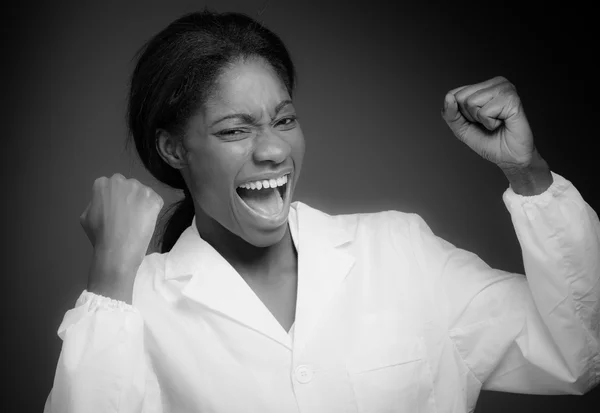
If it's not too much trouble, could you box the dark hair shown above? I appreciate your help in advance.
[126,10,296,253]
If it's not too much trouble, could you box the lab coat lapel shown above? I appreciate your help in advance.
[165,217,292,349]
[291,202,356,353]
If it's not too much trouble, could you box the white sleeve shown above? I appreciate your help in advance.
[411,171,600,395]
[43,290,151,412]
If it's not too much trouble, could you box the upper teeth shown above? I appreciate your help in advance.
[238,174,289,190]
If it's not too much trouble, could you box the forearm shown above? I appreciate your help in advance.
[503,171,600,388]
[87,248,138,304]
[501,148,554,196]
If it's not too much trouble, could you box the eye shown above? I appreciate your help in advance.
[275,116,298,128]
[216,129,248,139]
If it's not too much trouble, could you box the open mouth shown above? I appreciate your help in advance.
[235,174,290,219]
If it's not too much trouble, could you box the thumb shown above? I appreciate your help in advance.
[441,92,470,141]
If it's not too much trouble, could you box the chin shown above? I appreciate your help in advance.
[241,222,288,248]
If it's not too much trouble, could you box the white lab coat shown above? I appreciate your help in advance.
[45,171,600,413]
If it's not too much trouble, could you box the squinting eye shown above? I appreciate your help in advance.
[217,129,246,137]
[276,116,297,127]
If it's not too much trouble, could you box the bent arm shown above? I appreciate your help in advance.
[412,171,600,394]
[44,291,152,412]
[485,171,600,393]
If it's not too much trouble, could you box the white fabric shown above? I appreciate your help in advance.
[45,171,600,413]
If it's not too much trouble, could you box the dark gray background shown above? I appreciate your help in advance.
[2,0,598,411]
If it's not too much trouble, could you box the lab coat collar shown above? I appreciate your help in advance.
[163,201,356,350]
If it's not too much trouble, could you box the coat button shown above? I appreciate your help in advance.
[294,365,314,384]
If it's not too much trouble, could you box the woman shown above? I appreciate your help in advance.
[45,10,599,413]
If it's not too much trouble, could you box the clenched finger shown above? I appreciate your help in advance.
[452,76,507,123]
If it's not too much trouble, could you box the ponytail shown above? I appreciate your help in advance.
[159,187,195,253]
[127,10,296,253]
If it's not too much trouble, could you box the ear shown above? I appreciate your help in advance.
[156,129,187,170]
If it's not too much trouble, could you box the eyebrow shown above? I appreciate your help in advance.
[210,100,293,127]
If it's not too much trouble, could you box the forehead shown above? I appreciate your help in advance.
[206,58,290,114]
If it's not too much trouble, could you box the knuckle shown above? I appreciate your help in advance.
[149,190,163,205]
[128,180,145,194]
[500,80,514,89]
[502,84,519,99]
[510,94,522,107]
[154,194,165,208]
[130,181,142,191]
[93,176,107,188]
[465,94,477,107]
[111,173,128,182]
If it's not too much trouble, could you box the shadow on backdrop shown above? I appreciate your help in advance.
[2,1,598,411]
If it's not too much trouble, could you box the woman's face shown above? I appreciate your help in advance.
[181,58,305,247]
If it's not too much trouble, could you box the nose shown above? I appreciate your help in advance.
[252,129,290,165]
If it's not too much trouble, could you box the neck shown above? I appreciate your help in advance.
[194,208,297,281]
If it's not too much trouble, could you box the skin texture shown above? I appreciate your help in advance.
[81,174,164,304]
[442,76,553,196]
[157,57,305,281]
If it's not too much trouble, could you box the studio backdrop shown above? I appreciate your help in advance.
[2,1,597,411]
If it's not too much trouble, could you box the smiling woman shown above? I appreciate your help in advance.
[43,8,600,413]
[126,11,302,253]
[155,57,303,251]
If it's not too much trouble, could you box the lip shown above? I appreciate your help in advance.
[234,171,293,229]
[235,169,293,187]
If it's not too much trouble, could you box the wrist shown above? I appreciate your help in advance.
[500,149,553,196]
[87,249,137,304]
[86,281,134,304]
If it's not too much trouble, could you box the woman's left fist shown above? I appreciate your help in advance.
[442,76,535,170]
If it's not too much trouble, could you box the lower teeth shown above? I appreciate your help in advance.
[240,187,284,216]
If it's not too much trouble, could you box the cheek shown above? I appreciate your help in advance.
[187,143,249,195]
[290,130,306,166]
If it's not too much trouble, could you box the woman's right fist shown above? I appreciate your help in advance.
[80,173,164,302]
